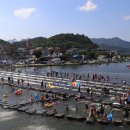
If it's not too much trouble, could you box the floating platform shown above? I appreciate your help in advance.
[18,101,31,106]
[97,119,109,125]
[2,105,9,109]
[55,113,65,118]
[66,114,86,121]
[1,102,9,109]
[124,119,130,125]
[8,104,21,110]
[86,117,95,124]
[18,106,28,112]
[25,109,36,114]
[35,109,46,115]
[112,119,123,125]
[46,111,55,116]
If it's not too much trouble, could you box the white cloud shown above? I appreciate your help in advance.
[123,16,130,21]
[79,0,97,11]
[14,8,36,19]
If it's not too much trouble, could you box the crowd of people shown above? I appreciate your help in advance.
[1,70,130,123]
[46,71,111,83]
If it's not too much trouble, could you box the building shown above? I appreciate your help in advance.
[16,48,32,59]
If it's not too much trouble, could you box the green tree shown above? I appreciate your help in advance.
[32,49,42,59]
[89,52,97,59]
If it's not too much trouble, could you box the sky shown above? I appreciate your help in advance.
[0,0,130,41]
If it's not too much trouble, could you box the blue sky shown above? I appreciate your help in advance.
[0,0,130,41]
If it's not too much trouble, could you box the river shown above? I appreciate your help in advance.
[0,62,130,130]
[15,62,130,84]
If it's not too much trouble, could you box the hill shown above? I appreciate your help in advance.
[13,33,98,49]
[0,39,16,58]
[91,37,130,52]
[47,33,98,49]
[0,39,10,45]
[14,37,47,48]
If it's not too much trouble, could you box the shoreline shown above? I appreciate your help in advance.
[13,61,127,68]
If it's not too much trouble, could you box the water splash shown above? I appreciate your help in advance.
[23,125,54,130]
[0,110,17,121]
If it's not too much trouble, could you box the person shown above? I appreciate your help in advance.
[85,103,88,112]
[8,76,11,83]
[10,84,15,91]
[76,104,78,111]
[11,77,13,84]
[29,94,34,102]
[103,114,107,121]
[127,93,130,106]
[89,106,96,120]
[78,86,80,93]
[34,93,40,102]
[17,79,20,86]
[74,92,81,100]
[21,79,24,86]
[53,109,57,114]
[90,88,93,98]
[65,105,69,112]
[87,88,90,96]
[123,80,126,85]
[27,82,32,89]
[44,82,47,90]
[41,80,44,89]
[119,97,123,104]
[45,93,49,99]
[92,106,96,115]
[102,87,106,95]
[41,95,45,102]
[107,113,113,122]
[100,104,104,119]
[63,92,67,99]
[1,77,4,83]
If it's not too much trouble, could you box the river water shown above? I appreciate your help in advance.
[0,62,130,130]
[15,62,130,84]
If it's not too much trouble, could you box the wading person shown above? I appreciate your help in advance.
[21,79,24,87]
[41,80,44,89]
[17,79,20,87]
[100,104,104,120]
[65,105,69,112]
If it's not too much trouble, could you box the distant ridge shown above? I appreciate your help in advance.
[2,35,130,53]
[91,37,130,49]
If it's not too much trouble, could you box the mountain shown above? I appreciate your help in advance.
[0,39,10,45]
[0,39,16,58]
[14,33,98,49]
[14,37,47,48]
[91,37,130,52]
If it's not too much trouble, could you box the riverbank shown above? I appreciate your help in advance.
[13,61,126,68]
